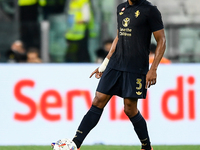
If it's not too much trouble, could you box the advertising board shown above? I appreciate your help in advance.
[0,64,199,145]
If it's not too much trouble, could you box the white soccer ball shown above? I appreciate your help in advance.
[52,138,77,150]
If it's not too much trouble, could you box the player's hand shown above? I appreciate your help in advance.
[145,69,157,89]
[89,68,103,79]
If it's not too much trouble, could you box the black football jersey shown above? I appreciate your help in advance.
[108,0,164,74]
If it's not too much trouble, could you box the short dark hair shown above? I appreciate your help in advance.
[27,47,40,56]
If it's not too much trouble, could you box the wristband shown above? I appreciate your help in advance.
[98,58,109,72]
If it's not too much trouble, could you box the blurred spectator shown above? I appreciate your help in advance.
[149,43,171,64]
[18,0,40,50]
[65,0,96,62]
[27,47,42,63]
[6,40,27,63]
[95,39,113,63]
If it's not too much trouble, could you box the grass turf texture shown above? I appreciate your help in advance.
[0,145,199,150]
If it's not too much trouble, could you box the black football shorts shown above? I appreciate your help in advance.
[96,67,147,99]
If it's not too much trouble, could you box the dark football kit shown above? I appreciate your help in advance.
[97,0,164,98]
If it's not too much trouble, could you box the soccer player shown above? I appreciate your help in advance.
[52,0,166,150]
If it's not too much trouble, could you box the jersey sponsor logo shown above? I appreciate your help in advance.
[119,27,132,36]
[135,10,140,18]
[122,17,130,27]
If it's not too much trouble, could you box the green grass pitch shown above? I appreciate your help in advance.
[0,145,199,150]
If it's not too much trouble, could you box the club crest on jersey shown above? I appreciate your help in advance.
[135,10,140,18]
[122,17,130,27]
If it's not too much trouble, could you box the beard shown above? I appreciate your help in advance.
[130,0,139,3]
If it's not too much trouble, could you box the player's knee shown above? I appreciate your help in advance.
[124,105,138,118]
[92,92,111,109]
[92,95,105,109]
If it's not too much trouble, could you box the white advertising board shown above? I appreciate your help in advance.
[0,64,200,145]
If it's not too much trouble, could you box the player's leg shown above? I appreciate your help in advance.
[72,91,112,148]
[124,98,151,150]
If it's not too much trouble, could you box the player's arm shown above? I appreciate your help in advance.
[145,29,166,88]
[90,30,119,79]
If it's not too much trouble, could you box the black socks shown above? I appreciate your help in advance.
[129,111,151,150]
[72,105,103,148]
[72,106,150,149]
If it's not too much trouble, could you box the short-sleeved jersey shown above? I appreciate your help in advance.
[108,0,164,74]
